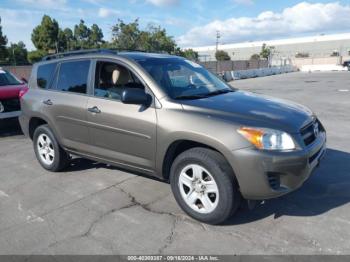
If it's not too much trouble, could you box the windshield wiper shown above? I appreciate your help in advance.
[174,89,234,100]
[174,94,208,100]
[202,89,233,97]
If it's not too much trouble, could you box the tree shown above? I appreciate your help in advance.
[111,19,176,53]
[72,20,105,49]
[7,41,28,65]
[62,28,76,51]
[111,19,141,50]
[57,29,68,52]
[142,24,176,53]
[74,19,91,49]
[250,54,260,60]
[32,15,59,52]
[260,43,274,60]
[0,17,8,64]
[90,24,104,48]
[27,50,47,64]
[175,48,199,61]
[215,50,231,61]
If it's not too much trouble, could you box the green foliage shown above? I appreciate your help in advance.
[11,15,192,64]
[260,43,274,59]
[0,17,8,63]
[61,28,75,51]
[215,50,231,61]
[175,48,199,61]
[111,19,176,53]
[74,19,91,49]
[111,19,141,50]
[7,41,28,65]
[143,24,176,53]
[31,15,59,52]
[27,50,47,64]
[250,54,260,60]
[90,24,104,48]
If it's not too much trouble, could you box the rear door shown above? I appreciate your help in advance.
[86,59,157,172]
[42,59,92,153]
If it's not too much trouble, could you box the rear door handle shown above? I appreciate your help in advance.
[43,99,53,105]
[88,106,101,114]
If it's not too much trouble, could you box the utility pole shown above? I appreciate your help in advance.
[12,48,16,66]
[215,30,220,74]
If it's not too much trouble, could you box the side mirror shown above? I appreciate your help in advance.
[21,77,28,84]
[121,88,151,105]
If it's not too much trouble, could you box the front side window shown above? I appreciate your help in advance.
[134,57,233,99]
[94,61,144,101]
[0,69,22,86]
[37,62,57,89]
[55,60,90,94]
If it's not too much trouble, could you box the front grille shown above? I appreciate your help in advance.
[0,98,21,113]
[300,119,319,146]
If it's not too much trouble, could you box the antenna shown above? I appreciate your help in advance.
[216,30,221,74]
[216,30,221,53]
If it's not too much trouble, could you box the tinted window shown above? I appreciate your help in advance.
[94,61,144,101]
[37,63,57,89]
[55,60,90,94]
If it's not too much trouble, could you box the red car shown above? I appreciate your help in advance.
[0,68,28,119]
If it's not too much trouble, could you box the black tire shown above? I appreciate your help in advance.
[170,147,241,225]
[33,124,70,172]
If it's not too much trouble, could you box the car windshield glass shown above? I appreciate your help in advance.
[134,57,233,99]
[0,70,22,86]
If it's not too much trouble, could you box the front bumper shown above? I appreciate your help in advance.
[0,98,21,119]
[0,111,21,119]
[230,131,327,200]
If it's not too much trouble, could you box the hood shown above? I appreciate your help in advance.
[181,91,314,133]
[0,84,27,100]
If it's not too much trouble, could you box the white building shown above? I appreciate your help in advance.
[193,33,350,62]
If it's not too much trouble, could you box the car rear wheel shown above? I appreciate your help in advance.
[170,147,241,224]
[33,124,70,172]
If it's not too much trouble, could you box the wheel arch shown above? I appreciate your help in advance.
[29,117,48,139]
[160,137,236,182]
[28,114,60,144]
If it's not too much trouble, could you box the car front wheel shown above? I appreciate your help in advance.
[170,147,241,224]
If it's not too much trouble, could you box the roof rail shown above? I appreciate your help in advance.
[41,49,118,61]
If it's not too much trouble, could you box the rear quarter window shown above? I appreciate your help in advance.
[37,63,58,89]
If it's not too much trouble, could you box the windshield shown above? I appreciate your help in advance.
[0,69,22,86]
[134,57,233,99]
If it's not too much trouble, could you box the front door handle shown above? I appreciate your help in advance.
[88,106,101,114]
[43,99,53,105]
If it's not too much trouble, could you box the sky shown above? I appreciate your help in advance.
[1,0,350,50]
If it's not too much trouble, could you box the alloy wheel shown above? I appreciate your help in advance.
[178,164,219,214]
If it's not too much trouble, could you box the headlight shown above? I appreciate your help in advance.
[237,127,296,150]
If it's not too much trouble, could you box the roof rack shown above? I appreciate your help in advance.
[42,49,119,61]
[41,48,167,61]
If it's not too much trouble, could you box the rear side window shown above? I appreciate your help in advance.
[55,60,90,94]
[37,63,57,89]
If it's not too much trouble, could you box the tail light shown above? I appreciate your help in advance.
[19,86,29,99]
